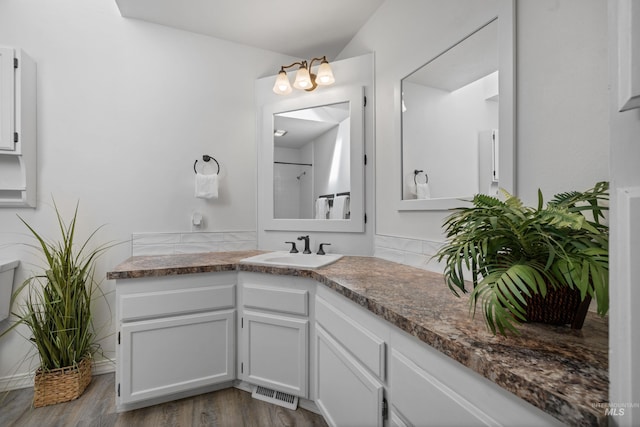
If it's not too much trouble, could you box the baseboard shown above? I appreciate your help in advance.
[0,358,115,392]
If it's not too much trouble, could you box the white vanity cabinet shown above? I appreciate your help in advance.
[388,329,563,427]
[238,272,311,398]
[108,263,582,424]
[0,47,36,207]
[314,283,561,427]
[115,272,236,412]
[314,286,387,427]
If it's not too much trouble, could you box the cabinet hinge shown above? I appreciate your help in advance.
[117,383,120,397]
[118,331,120,345]
[241,362,243,374]
[364,214,367,224]
[364,96,367,107]
[382,397,388,419]
[14,58,18,69]
[13,132,18,143]
[364,154,367,165]
[241,317,243,328]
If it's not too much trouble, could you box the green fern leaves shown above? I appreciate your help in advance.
[435,182,609,335]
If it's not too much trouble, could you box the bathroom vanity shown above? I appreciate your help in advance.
[108,251,608,426]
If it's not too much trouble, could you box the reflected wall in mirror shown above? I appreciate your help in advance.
[397,1,514,212]
[273,102,351,220]
[401,17,509,205]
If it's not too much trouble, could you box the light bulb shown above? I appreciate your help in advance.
[293,66,312,90]
[315,60,335,86]
[273,71,292,95]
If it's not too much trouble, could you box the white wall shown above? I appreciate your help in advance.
[339,0,609,243]
[608,0,640,423]
[0,0,295,386]
[314,120,351,198]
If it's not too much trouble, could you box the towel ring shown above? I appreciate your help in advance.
[194,155,220,174]
[414,169,428,185]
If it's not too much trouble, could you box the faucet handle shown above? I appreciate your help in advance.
[317,243,331,255]
[285,241,299,253]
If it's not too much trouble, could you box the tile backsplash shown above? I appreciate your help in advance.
[131,231,257,256]
[131,232,441,273]
[374,234,445,273]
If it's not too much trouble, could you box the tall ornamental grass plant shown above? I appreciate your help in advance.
[6,201,112,370]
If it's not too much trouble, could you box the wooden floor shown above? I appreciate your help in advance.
[0,373,328,427]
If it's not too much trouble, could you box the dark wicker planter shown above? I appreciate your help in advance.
[524,286,591,329]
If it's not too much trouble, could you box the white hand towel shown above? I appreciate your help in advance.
[416,183,431,199]
[195,172,219,199]
[315,198,329,219]
[330,195,350,219]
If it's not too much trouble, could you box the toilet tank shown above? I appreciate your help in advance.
[0,260,20,321]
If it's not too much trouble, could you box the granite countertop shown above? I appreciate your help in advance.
[108,250,608,426]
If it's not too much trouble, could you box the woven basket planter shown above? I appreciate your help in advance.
[524,286,591,329]
[33,356,92,408]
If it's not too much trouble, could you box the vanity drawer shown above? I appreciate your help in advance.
[119,284,236,322]
[242,283,309,316]
[316,296,385,379]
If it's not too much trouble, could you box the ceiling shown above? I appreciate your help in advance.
[115,0,385,60]
[274,102,350,149]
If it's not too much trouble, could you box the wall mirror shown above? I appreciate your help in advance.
[397,3,514,211]
[261,86,365,232]
[274,102,351,220]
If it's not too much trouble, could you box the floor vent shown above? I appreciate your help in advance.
[251,385,299,410]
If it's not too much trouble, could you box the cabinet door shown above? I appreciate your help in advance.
[119,310,235,406]
[390,349,498,426]
[315,325,384,427]
[0,47,15,151]
[241,310,308,398]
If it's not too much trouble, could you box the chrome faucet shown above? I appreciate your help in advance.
[297,235,311,254]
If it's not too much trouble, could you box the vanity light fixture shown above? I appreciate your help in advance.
[273,56,335,95]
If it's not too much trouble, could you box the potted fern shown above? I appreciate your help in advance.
[435,182,609,335]
[6,201,112,407]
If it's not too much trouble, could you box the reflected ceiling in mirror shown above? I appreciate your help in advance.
[401,18,500,203]
[273,102,351,220]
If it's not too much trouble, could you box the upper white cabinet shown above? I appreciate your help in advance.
[0,47,15,151]
[0,47,36,207]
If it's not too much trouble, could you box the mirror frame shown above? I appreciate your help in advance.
[396,0,515,211]
[261,86,365,232]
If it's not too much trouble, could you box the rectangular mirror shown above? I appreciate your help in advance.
[261,86,365,232]
[397,1,514,210]
[274,102,351,220]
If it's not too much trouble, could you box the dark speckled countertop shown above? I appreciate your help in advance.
[108,250,608,426]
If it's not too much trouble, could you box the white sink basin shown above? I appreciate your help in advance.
[240,251,343,269]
